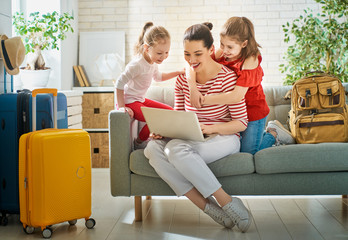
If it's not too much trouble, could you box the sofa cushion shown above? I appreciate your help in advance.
[130,150,255,178]
[255,143,348,174]
[146,86,175,107]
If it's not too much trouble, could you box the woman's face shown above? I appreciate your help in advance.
[219,36,247,61]
[184,40,212,72]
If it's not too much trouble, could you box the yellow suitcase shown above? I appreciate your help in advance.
[18,89,95,238]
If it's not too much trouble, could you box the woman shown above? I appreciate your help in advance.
[144,23,252,232]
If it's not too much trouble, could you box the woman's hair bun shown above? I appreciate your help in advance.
[202,22,213,31]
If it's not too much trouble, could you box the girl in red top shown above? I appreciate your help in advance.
[188,17,294,154]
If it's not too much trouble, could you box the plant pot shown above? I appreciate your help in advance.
[20,68,51,90]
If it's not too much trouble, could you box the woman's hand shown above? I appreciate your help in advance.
[190,88,203,108]
[149,133,163,139]
[200,124,215,135]
[185,64,202,108]
[200,95,206,105]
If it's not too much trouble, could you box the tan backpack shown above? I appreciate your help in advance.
[288,73,348,144]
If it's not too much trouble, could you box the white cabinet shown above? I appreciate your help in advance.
[59,90,83,129]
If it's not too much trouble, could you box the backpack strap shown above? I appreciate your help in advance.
[284,89,291,100]
[305,71,325,75]
[298,107,345,117]
[299,120,344,128]
[304,71,338,79]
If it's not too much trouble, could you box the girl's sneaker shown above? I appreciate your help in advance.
[267,120,295,145]
[222,197,252,233]
[204,197,235,228]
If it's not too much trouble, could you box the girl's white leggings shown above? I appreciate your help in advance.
[144,134,240,198]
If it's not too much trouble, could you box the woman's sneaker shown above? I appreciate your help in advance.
[266,120,295,145]
[204,197,235,228]
[222,197,252,232]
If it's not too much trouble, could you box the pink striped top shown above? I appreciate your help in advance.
[175,65,248,136]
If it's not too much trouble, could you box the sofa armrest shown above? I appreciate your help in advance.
[109,110,133,196]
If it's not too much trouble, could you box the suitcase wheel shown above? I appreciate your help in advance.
[68,220,77,225]
[23,226,35,234]
[0,214,8,226]
[42,227,52,239]
[1,217,8,226]
[85,218,96,229]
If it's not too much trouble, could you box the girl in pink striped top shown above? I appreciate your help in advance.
[144,23,252,232]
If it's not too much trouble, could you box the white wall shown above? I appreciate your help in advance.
[0,0,12,93]
[60,0,79,90]
[78,0,321,87]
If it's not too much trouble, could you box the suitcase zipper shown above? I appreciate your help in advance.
[25,133,32,227]
[24,177,27,189]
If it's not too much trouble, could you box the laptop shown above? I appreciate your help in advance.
[141,107,216,142]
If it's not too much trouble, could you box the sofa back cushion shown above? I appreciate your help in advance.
[146,86,175,108]
[145,83,348,128]
[263,86,292,126]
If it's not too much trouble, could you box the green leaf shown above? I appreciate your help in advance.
[12,11,74,53]
[279,0,348,84]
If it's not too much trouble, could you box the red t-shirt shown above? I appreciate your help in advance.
[214,55,270,121]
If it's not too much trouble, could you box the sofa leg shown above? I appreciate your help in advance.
[343,195,347,198]
[146,196,152,200]
[134,196,142,222]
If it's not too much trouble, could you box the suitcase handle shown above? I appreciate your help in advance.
[3,66,13,93]
[32,88,58,131]
[32,88,58,97]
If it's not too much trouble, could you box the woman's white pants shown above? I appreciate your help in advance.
[144,135,240,198]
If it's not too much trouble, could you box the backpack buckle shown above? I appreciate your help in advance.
[310,109,318,114]
[327,88,332,96]
[305,89,311,98]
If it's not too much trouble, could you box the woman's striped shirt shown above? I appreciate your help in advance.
[175,65,248,135]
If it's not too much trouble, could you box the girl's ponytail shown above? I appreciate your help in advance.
[241,17,260,59]
[134,22,170,56]
[134,22,154,55]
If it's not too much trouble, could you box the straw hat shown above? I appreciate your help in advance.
[0,34,25,75]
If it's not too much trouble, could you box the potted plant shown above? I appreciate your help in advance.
[13,11,74,89]
[279,0,347,85]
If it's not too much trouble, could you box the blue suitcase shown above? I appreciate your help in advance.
[0,70,68,225]
[28,92,68,130]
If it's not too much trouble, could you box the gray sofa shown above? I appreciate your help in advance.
[109,84,348,221]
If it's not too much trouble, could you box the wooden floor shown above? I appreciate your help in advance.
[1,168,347,240]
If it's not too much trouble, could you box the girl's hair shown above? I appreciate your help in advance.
[134,22,170,55]
[183,22,214,49]
[220,17,261,60]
